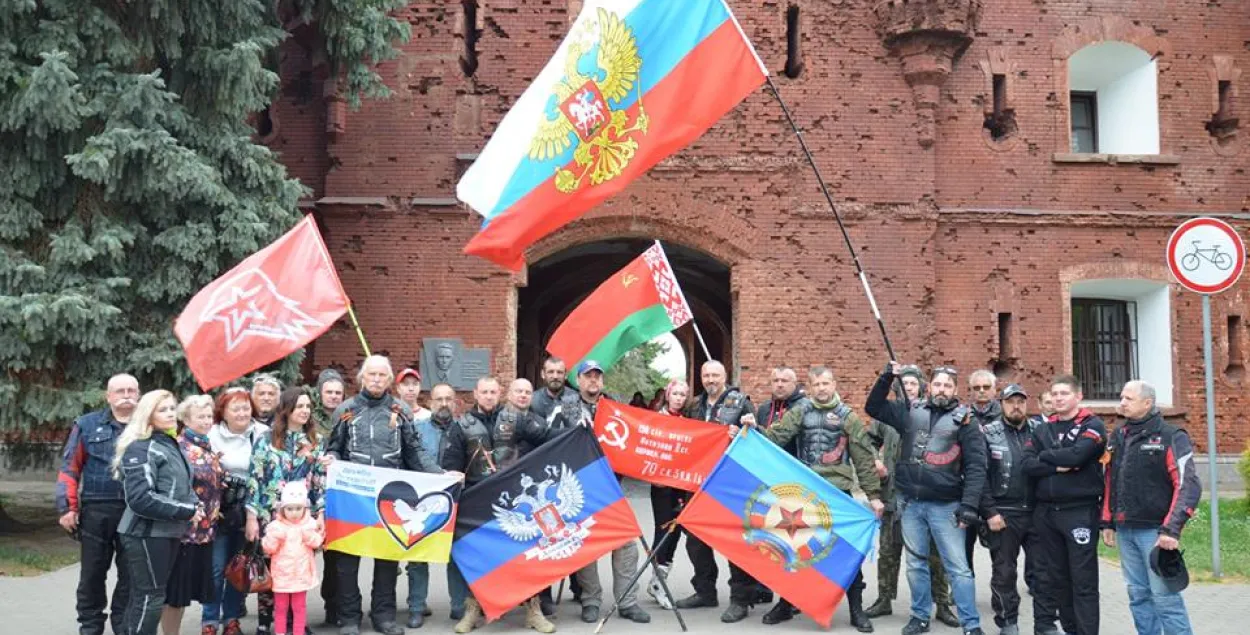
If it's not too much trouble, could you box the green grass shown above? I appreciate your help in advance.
[0,543,78,573]
[1099,498,1250,581]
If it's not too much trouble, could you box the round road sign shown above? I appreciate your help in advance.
[1166,217,1246,294]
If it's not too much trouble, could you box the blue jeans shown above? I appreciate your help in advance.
[1117,526,1194,635]
[203,528,246,625]
[900,497,980,629]
[407,562,466,614]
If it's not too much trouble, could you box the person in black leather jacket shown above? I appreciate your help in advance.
[979,384,1043,635]
[112,390,203,635]
[675,360,764,623]
[1022,375,1107,635]
[324,355,444,635]
[865,363,987,635]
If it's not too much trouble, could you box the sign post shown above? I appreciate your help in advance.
[1166,216,1247,579]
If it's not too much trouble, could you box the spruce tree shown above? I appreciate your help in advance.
[0,0,410,432]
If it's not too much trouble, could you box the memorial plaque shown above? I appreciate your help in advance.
[420,338,491,391]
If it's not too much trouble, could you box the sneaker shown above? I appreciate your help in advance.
[201,626,219,635]
[720,603,749,623]
[646,564,673,610]
[674,594,719,609]
[339,626,360,635]
[935,604,960,628]
[406,612,424,629]
[964,629,985,635]
[223,621,244,635]
[618,604,651,624]
[580,605,599,624]
[999,624,1020,635]
[902,617,931,635]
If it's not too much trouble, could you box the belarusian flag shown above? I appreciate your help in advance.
[546,241,693,376]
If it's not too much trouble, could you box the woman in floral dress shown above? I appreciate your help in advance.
[163,395,226,635]
[246,388,326,635]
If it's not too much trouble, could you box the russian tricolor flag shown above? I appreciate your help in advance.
[677,428,880,628]
[457,0,768,270]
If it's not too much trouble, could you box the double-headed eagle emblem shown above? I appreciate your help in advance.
[529,8,647,194]
[493,465,592,561]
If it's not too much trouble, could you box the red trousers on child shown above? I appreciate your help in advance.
[274,591,306,635]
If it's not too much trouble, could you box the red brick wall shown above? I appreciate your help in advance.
[281,1,1250,452]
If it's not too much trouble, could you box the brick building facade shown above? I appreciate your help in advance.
[267,1,1250,451]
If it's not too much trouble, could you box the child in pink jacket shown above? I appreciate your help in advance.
[262,481,324,635]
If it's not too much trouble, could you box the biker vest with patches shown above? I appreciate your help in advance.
[697,388,750,426]
[457,409,496,482]
[982,418,1036,509]
[794,401,854,467]
[491,406,524,468]
[905,403,967,475]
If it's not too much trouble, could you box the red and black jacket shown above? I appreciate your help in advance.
[1101,411,1202,537]
[1022,408,1107,506]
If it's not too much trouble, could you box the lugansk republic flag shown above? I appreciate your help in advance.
[451,426,642,621]
[324,462,463,563]
[676,428,880,628]
[458,0,768,270]
[546,241,692,379]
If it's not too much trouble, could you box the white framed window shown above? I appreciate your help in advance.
[1068,41,1160,155]
[1070,279,1172,406]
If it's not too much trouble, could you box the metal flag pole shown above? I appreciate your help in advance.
[763,77,899,363]
[655,240,714,361]
[594,529,685,633]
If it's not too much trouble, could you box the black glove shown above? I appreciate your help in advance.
[955,505,981,527]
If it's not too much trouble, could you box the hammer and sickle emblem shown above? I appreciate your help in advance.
[622,273,638,288]
[597,415,630,450]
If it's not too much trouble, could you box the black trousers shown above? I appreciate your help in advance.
[965,528,978,577]
[76,501,129,635]
[321,549,341,618]
[1033,504,1100,635]
[649,485,685,567]
[118,534,178,635]
[337,554,400,626]
[686,534,761,604]
[986,511,1043,628]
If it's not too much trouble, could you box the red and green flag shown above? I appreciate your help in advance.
[547,241,693,376]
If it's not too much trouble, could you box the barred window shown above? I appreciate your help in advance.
[1071,299,1138,400]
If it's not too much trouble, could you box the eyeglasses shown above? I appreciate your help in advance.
[932,366,958,377]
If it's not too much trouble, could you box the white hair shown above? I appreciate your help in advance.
[176,394,214,423]
[969,369,997,386]
[251,373,282,391]
[1126,380,1157,404]
[357,355,394,384]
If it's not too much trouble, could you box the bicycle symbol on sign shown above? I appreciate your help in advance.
[1180,240,1234,272]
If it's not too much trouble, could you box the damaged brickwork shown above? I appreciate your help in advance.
[263,1,1250,450]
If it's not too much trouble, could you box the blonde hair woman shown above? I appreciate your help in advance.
[112,390,203,635]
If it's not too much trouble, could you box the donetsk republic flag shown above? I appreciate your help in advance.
[451,426,642,621]
[677,428,880,628]
[325,462,464,562]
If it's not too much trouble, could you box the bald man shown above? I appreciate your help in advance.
[678,360,764,623]
[58,373,140,635]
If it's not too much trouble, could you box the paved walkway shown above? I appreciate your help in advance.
[3,493,1245,635]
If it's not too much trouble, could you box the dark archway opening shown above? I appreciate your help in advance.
[517,239,732,395]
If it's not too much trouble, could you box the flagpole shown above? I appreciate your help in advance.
[764,77,909,396]
[346,303,371,356]
[655,240,713,361]
[594,530,686,633]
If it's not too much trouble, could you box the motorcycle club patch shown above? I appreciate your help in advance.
[1071,527,1092,545]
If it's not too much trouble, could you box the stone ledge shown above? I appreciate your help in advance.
[314,196,394,208]
[410,197,469,216]
[1051,152,1182,165]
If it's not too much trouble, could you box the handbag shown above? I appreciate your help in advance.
[225,541,272,594]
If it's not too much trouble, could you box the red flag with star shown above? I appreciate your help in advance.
[174,216,349,389]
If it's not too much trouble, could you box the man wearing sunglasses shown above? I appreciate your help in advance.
[964,370,1003,577]
[866,363,988,635]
